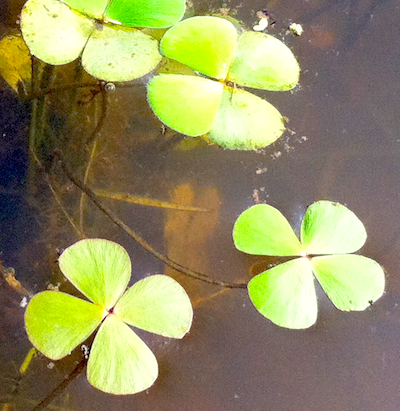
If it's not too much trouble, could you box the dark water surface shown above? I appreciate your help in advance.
[1,0,400,410]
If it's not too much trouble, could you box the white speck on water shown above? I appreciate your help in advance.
[253,17,268,31]
[234,394,240,399]
[289,23,303,36]
[20,297,28,308]
[47,362,55,369]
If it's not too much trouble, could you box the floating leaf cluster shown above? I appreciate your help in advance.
[25,239,193,394]
[233,201,385,329]
[20,0,186,81]
[148,16,300,150]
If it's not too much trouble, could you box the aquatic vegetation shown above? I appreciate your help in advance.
[20,0,186,81]
[0,35,31,96]
[233,201,385,329]
[148,16,300,150]
[25,239,193,394]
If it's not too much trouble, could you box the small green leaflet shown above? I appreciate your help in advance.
[20,0,186,81]
[233,201,385,329]
[148,16,300,150]
[25,239,193,395]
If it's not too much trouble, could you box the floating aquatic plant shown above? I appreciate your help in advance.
[25,239,193,394]
[20,0,186,81]
[148,16,300,150]
[233,201,385,329]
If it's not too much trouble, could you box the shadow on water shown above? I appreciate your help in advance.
[1,0,400,410]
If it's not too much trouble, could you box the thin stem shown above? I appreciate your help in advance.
[53,150,247,289]
[31,150,85,240]
[79,140,98,233]
[29,359,87,411]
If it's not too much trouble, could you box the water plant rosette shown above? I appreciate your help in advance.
[20,0,186,81]
[25,238,193,394]
[148,16,300,150]
[233,201,385,329]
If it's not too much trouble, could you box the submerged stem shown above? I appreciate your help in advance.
[53,150,247,289]
[29,358,86,411]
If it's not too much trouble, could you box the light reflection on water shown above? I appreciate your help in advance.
[1,0,400,410]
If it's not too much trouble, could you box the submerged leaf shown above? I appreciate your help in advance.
[94,189,208,211]
[21,0,94,65]
[233,204,303,256]
[25,291,104,360]
[114,275,193,338]
[160,16,237,80]
[301,201,367,255]
[208,86,285,150]
[311,255,385,311]
[227,32,300,91]
[82,26,161,82]
[87,315,158,395]
[104,0,185,28]
[0,35,31,95]
[148,74,223,136]
[248,258,317,329]
[58,239,131,309]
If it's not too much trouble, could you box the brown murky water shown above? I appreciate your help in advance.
[1,0,400,410]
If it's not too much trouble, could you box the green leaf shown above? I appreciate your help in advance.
[58,239,131,310]
[82,26,161,81]
[160,16,238,80]
[21,0,94,65]
[61,0,108,18]
[25,291,104,360]
[147,74,223,136]
[208,86,285,150]
[114,275,193,338]
[301,201,367,255]
[248,258,317,329]
[87,315,158,394]
[227,32,300,91]
[233,204,303,256]
[104,0,185,28]
[311,255,385,311]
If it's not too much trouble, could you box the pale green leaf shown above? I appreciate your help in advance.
[311,255,385,311]
[21,0,94,65]
[104,0,185,28]
[82,26,161,81]
[233,204,303,256]
[58,239,131,310]
[227,32,300,91]
[208,86,285,150]
[301,201,367,255]
[25,291,104,360]
[87,315,158,394]
[248,258,317,329]
[147,74,223,136]
[160,16,237,80]
[114,275,193,338]
[61,0,108,18]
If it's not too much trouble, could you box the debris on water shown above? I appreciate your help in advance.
[20,296,28,308]
[253,17,269,31]
[289,23,303,36]
[256,167,268,175]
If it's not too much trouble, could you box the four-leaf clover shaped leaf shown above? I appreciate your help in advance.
[25,239,193,394]
[148,16,300,150]
[20,0,186,81]
[233,201,385,329]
